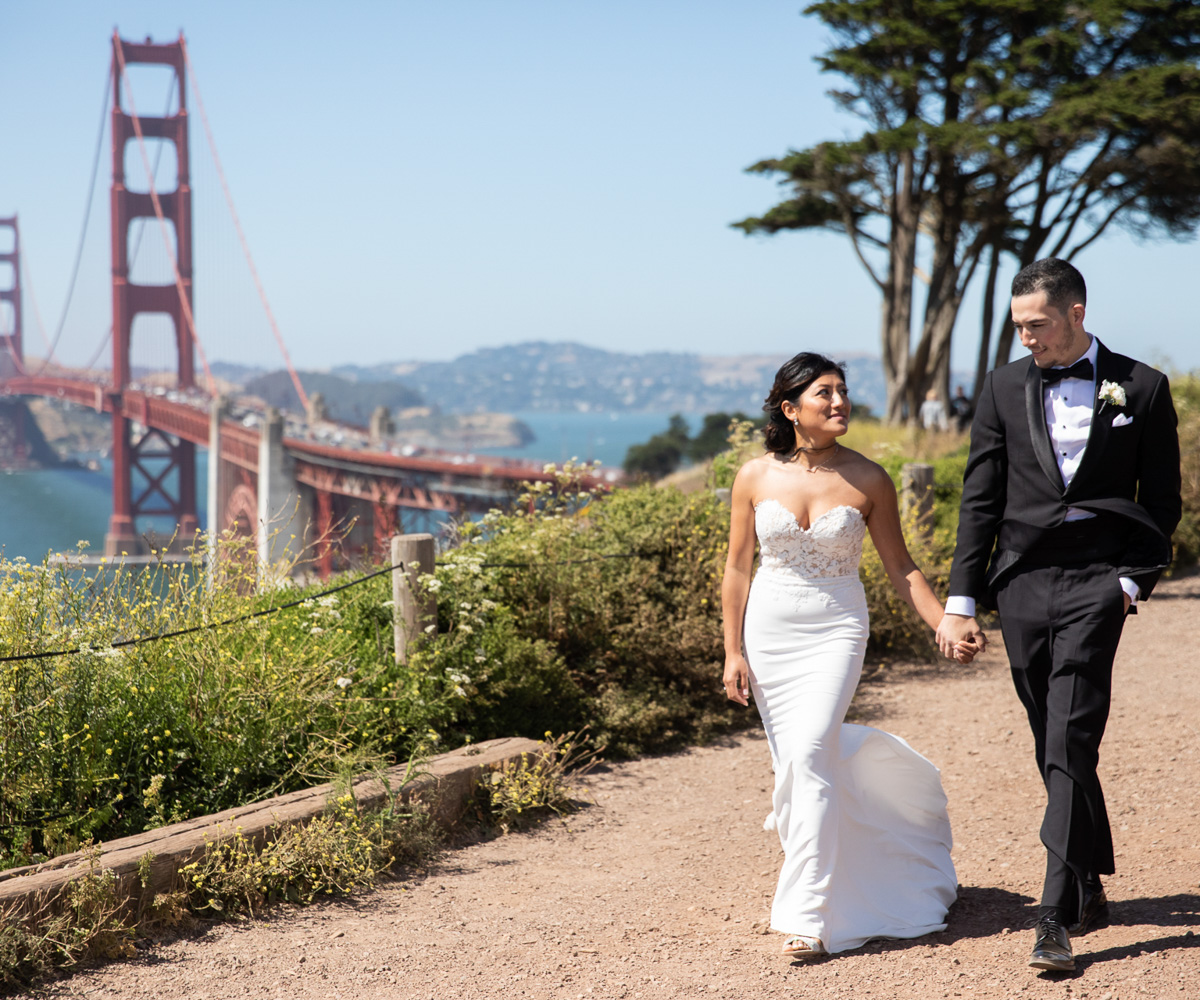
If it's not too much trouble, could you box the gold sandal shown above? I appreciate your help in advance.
[781,935,826,960]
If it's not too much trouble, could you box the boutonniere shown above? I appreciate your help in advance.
[1098,380,1126,409]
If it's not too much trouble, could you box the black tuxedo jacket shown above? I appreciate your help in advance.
[949,339,1181,609]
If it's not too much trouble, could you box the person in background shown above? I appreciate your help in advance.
[919,389,949,432]
[951,385,973,433]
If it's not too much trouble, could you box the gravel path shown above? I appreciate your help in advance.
[32,576,1200,999]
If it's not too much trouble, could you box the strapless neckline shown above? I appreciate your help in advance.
[754,498,865,533]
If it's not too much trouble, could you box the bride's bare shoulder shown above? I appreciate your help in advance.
[838,449,898,495]
[734,452,776,479]
[731,452,777,498]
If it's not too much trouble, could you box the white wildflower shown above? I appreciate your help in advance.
[335,677,352,689]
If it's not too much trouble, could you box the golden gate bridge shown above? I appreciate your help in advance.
[0,33,610,577]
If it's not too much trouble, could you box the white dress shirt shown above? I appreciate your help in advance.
[946,336,1138,618]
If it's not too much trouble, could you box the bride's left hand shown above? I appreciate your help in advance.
[723,654,751,706]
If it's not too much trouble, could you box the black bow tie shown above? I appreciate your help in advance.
[1040,358,1094,385]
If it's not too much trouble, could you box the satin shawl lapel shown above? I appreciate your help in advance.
[1069,340,1115,492]
[1024,360,1063,493]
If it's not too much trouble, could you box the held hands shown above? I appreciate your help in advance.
[723,654,751,706]
[952,638,982,664]
[936,613,987,665]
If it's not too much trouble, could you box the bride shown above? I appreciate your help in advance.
[722,352,970,959]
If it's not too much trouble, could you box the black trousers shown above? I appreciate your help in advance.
[995,558,1127,917]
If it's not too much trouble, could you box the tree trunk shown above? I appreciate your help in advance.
[882,150,919,424]
[972,243,1000,401]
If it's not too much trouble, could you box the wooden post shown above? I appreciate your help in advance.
[901,463,935,538]
[392,533,436,664]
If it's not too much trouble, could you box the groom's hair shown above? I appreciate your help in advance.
[1012,258,1087,315]
[763,353,847,455]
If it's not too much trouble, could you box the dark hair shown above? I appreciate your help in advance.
[1011,258,1087,314]
[762,352,846,455]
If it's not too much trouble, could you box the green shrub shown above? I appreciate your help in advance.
[0,539,423,870]
[411,465,738,756]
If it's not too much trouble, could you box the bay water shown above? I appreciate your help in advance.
[0,411,700,561]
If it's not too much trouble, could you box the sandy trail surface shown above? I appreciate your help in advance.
[32,576,1200,999]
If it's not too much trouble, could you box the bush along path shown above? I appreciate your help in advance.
[29,575,1200,999]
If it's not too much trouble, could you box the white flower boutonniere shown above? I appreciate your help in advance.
[1098,380,1127,409]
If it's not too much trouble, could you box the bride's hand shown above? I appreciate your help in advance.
[723,654,751,706]
[953,638,981,664]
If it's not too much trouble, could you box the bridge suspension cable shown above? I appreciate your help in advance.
[83,326,113,373]
[181,38,310,414]
[17,256,55,375]
[30,69,111,378]
[112,38,217,396]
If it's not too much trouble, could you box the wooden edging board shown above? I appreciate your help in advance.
[0,736,542,917]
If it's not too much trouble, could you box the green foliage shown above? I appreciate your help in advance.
[622,413,691,479]
[477,730,602,833]
[859,503,955,660]
[736,1,1200,419]
[624,412,762,480]
[0,538,426,871]
[181,791,437,917]
[418,463,738,756]
[711,417,761,489]
[687,412,755,462]
[0,842,136,987]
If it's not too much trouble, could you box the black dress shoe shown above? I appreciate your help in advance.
[1030,918,1075,972]
[1069,888,1109,936]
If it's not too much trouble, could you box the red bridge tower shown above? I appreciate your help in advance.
[0,215,28,465]
[106,33,199,556]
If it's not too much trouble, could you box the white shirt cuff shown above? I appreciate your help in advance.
[944,596,976,618]
[1119,576,1140,605]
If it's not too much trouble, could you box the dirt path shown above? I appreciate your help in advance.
[32,577,1200,1000]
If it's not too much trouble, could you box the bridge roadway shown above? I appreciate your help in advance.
[0,374,616,572]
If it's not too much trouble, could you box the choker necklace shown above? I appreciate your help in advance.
[793,442,839,473]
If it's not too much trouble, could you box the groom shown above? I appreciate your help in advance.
[936,258,1181,972]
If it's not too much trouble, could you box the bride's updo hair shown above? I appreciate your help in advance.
[763,352,847,455]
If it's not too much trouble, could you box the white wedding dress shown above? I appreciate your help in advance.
[743,499,957,953]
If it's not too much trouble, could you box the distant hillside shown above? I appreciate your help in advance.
[243,371,424,425]
[328,342,890,417]
[218,343,971,419]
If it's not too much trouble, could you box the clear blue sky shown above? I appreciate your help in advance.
[2,1,1197,378]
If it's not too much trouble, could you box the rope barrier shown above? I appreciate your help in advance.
[465,553,640,569]
[0,560,405,664]
[0,550,645,664]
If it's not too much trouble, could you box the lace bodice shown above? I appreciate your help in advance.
[754,499,865,580]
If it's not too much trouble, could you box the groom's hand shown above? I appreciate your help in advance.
[936,613,986,661]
